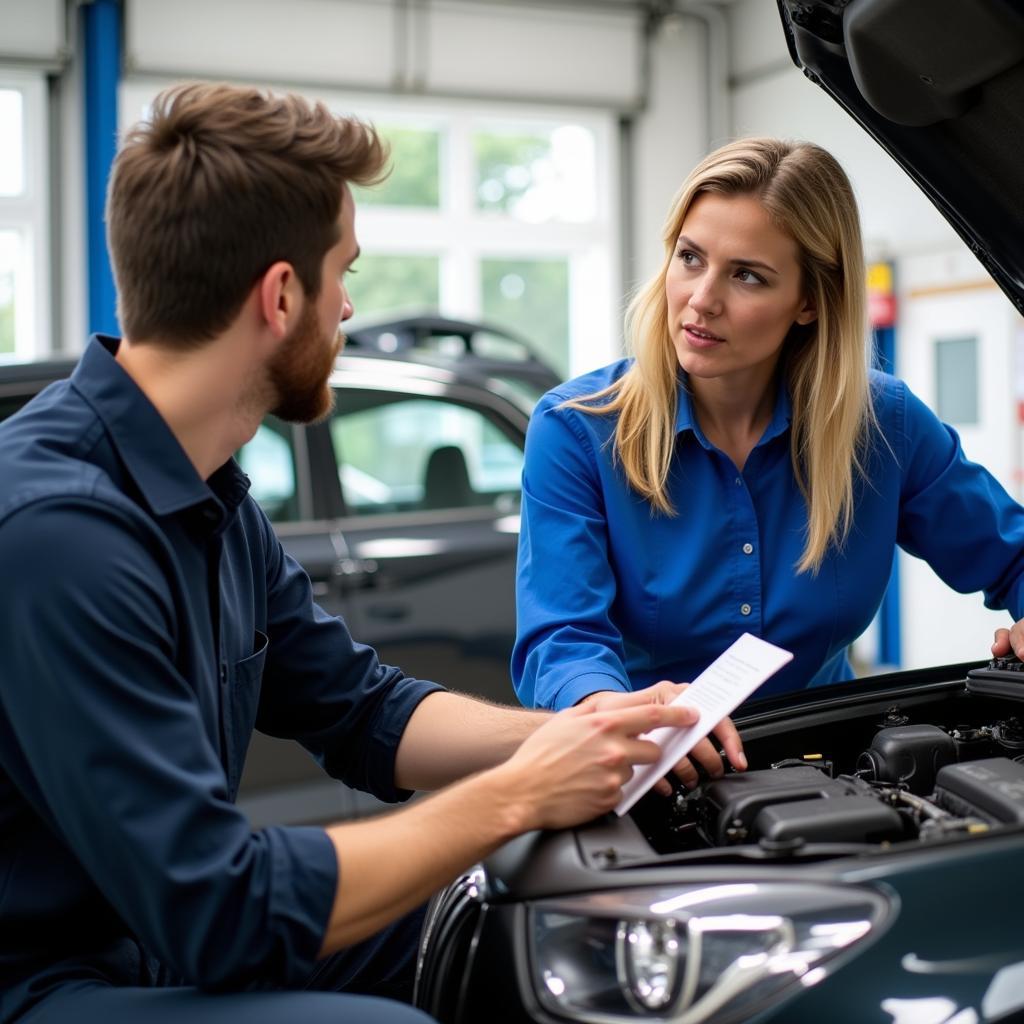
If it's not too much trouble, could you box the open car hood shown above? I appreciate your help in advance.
[777,0,1024,314]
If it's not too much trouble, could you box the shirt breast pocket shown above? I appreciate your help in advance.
[226,629,268,799]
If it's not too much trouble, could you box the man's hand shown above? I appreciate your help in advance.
[494,699,700,831]
[993,620,1024,660]
[319,685,742,955]
[578,682,746,796]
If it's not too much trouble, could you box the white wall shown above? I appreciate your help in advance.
[124,0,645,107]
[629,13,709,292]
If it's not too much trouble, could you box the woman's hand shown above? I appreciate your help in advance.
[992,620,1024,660]
[577,682,747,796]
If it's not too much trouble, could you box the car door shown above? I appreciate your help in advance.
[236,417,374,821]
[326,375,528,705]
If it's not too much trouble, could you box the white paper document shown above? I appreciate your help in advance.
[615,633,793,816]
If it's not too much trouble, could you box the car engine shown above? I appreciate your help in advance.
[632,684,1024,858]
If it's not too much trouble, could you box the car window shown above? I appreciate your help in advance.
[237,419,301,523]
[330,392,523,516]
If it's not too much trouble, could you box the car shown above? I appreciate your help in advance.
[411,2,1024,1022]
[344,313,562,409]
[0,325,550,825]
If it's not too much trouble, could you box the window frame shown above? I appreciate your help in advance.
[0,69,51,362]
[350,99,620,377]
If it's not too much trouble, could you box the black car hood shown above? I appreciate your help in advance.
[778,0,1024,314]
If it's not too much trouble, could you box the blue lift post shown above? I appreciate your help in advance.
[868,260,900,669]
[872,320,900,669]
[83,0,120,336]
[874,322,900,667]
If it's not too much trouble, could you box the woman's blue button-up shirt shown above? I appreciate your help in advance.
[513,360,1024,709]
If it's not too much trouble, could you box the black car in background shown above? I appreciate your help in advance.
[346,313,561,409]
[0,323,556,824]
[412,2,1024,1022]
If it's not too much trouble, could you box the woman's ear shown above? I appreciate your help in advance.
[794,295,818,326]
[257,261,303,341]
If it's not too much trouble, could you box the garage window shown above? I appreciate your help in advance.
[0,72,49,361]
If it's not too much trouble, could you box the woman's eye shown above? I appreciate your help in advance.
[676,249,699,265]
[735,268,764,285]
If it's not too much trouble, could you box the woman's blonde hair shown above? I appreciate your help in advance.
[569,137,873,574]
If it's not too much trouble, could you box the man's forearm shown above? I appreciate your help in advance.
[393,690,549,791]
[321,693,706,957]
[319,760,529,955]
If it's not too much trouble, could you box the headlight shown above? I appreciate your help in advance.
[530,882,891,1022]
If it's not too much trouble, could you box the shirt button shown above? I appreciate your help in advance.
[740,603,752,616]
[742,543,754,555]
[735,477,742,486]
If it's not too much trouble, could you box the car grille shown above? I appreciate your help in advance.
[414,866,486,1022]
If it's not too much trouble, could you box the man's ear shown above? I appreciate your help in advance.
[794,294,817,326]
[257,261,303,341]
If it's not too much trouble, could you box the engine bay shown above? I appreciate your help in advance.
[628,672,1024,860]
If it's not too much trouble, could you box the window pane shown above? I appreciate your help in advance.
[935,337,978,425]
[354,126,440,208]
[474,124,596,223]
[0,90,24,196]
[481,258,569,378]
[347,253,440,321]
[0,231,19,356]
[331,395,523,516]
[237,420,300,523]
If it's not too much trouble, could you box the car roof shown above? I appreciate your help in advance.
[331,353,537,421]
[344,313,561,385]
[778,0,1024,315]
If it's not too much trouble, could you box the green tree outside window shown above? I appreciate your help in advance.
[353,126,441,208]
[0,231,17,355]
[347,253,440,322]
[481,258,569,377]
[474,132,549,216]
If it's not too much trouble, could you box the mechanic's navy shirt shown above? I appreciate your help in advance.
[513,360,1024,709]
[0,336,442,1021]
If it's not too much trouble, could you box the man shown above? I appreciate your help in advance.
[0,83,744,1024]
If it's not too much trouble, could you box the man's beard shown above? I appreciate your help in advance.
[266,298,341,424]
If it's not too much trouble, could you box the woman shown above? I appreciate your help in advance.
[513,137,1024,710]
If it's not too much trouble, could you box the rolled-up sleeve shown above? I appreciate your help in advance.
[895,378,1024,616]
[0,498,338,990]
[512,394,631,710]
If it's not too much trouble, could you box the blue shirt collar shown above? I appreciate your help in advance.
[674,372,792,450]
[71,335,250,522]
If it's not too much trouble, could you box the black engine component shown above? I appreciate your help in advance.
[855,724,957,795]
[934,758,1024,825]
[951,725,998,762]
[754,794,905,845]
[703,766,854,844]
[966,656,1024,698]
[992,718,1024,758]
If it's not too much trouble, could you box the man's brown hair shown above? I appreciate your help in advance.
[106,82,387,345]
